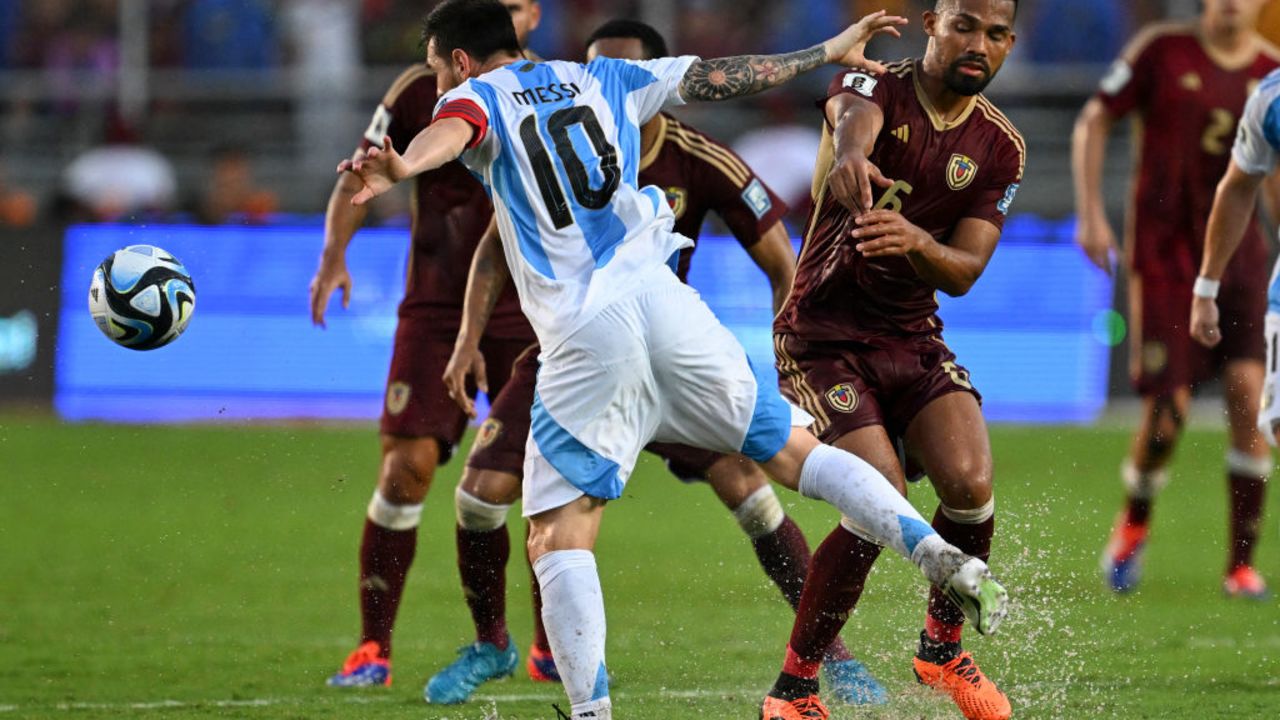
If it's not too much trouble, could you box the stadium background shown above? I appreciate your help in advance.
[3,1,1280,719]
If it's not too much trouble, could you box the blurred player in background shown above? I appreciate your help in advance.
[307,0,543,689]
[1191,68,1280,494]
[1072,0,1277,599]
[425,18,886,707]
[762,1,1023,718]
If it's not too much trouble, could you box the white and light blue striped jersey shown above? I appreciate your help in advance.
[1234,68,1280,313]
[433,56,700,350]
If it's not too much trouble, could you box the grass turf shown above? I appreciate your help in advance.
[2,417,1278,719]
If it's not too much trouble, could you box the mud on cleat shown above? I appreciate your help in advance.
[326,640,391,687]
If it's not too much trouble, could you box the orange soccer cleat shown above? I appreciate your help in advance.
[1224,565,1271,600]
[326,640,391,687]
[759,694,830,720]
[913,651,1010,720]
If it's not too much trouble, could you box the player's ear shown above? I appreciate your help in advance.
[529,2,542,32]
[452,48,471,78]
[922,10,939,37]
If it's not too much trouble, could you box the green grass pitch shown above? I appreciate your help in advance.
[2,417,1278,718]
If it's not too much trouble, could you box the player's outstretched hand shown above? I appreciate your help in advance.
[823,10,908,74]
[1190,296,1223,348]
[1075,211,1118,275]
[308,258,352,328]
[829,151,894,216]
[443,341,488,418]
[338,137,408,206]
[851,209,934,257]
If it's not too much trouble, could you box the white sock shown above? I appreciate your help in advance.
[798,443,952,577]
[533,550,610,709]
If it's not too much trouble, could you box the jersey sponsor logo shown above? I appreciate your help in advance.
[665,187,688,218]
[386,381,411,415]
[1099,59,1132,96]
[742,178,773,219]
[1179,72,1202,92]
[824,383,858,413]
[363,104,392,146]
[843,72,878,97]
[997,182,1020,215]
[891,124,910,144]
[946,154,979,191]
[475,418,503,449]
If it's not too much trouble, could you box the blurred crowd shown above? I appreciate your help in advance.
[0,0,1250,225]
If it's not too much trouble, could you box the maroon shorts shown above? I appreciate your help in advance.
[1131,275,1265,396]
[774,332,981,444]
[468,344,727,481]
[380,316,533,464]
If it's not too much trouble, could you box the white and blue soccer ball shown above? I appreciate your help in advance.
[88,244,196,350]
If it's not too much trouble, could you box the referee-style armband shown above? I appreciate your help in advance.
[1193,276,1221,299]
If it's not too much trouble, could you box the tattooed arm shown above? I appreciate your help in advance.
[678,10,907,102]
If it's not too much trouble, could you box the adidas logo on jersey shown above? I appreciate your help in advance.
[891,125,910,143]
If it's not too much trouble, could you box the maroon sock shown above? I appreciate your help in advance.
[783,524,881,677]
[1228,472,1267,571]
[1126,496,1153,526]
[359,519,418,658]
[457,524,511,648]
[752,516,854,662]
[927,507,995,635]
[528,532,551,653]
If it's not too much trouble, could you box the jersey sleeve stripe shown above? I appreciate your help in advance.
[436,99,489,148]
[976,97,1026,180]
[383,65,434,106]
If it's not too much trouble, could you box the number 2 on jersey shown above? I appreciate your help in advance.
[519,107,620,229]
[1201,108,1235,156]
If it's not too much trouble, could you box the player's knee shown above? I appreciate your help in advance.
[459,466,523,506]
[455,484,513,531]
[731,484,786,539]
[378,437,440,505]
[1122,458,1170,499]
[706,455,768,507]
[932,453,993,508]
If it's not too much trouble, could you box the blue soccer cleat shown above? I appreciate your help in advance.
[823,658,888,705]
[1100,513,1148,593]
[424,638,519,704]
[326,640,391,687]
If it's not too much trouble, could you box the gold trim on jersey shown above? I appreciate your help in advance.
[666,121,752,187]
[774,335,831,432]
[383,65,434,106]
[975,96,1026,181]
[885,59,913,77]
[810,125,836,202]
[911,62,977,132]
[638,113,669,171]
[1196,28,1268,72]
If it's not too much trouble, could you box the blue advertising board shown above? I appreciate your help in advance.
[56,218,1112,423]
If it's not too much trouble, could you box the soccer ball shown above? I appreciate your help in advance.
[88,244,196,350]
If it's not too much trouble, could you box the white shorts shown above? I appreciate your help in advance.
[1259,312,1280,446]
[521,269,811,517]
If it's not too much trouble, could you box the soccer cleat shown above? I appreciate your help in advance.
[913,651,1010,720]
[760,694,830,719]
[1100,513,1148,593]
[326,640,391,687]
[424,639,519,704]
[940,558,1008,636]
[822,659,888,705]
[1224,565,1271,600]
[527,643,561,683]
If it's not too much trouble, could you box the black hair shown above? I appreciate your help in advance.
[421,0,521,62]
[585,18,669,60]
[936,0,1017,19]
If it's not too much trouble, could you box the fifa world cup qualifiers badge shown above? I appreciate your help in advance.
[843,72,878,97]
[89,244,196,351]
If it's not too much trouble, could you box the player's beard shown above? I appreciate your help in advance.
[943,55,993,96]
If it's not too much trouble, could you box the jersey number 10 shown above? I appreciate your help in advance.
[519,107,621,229]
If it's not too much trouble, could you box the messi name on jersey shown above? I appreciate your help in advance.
[512,81,582,106]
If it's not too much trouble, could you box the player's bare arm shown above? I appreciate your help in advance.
[342,118,474,206]
[1191,160,1268,348]
[1071,97,1119,274]
[677,11,906,103]
[826,92,892,215]
[852,213,998,296]
[443,218,510,416]
[310,150,373,327]
[744,220,797,314]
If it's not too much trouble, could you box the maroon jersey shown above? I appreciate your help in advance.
[362,65,532,339]
[637,114,787,279]
[1097,23,1280,284]
[776,59,1025,342]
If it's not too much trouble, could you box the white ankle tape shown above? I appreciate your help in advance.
[366,491,423,530]
[1227,449,1273,478]
[455,486,512,530]
[732,485,785,538]
[939,497,995,524]
[1121,458,1169,500]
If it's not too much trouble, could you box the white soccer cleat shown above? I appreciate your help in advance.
[941,558,1008,636]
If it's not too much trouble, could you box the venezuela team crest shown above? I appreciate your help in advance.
[946,153,979,191]
[475,418,503,449]
[386,382,411,415]
[825,383,858,413]
[664,187,687,218]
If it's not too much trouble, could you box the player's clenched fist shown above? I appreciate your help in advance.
[828,151,893,216]
[850,209,934,257]
[1189,295,1223,348]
